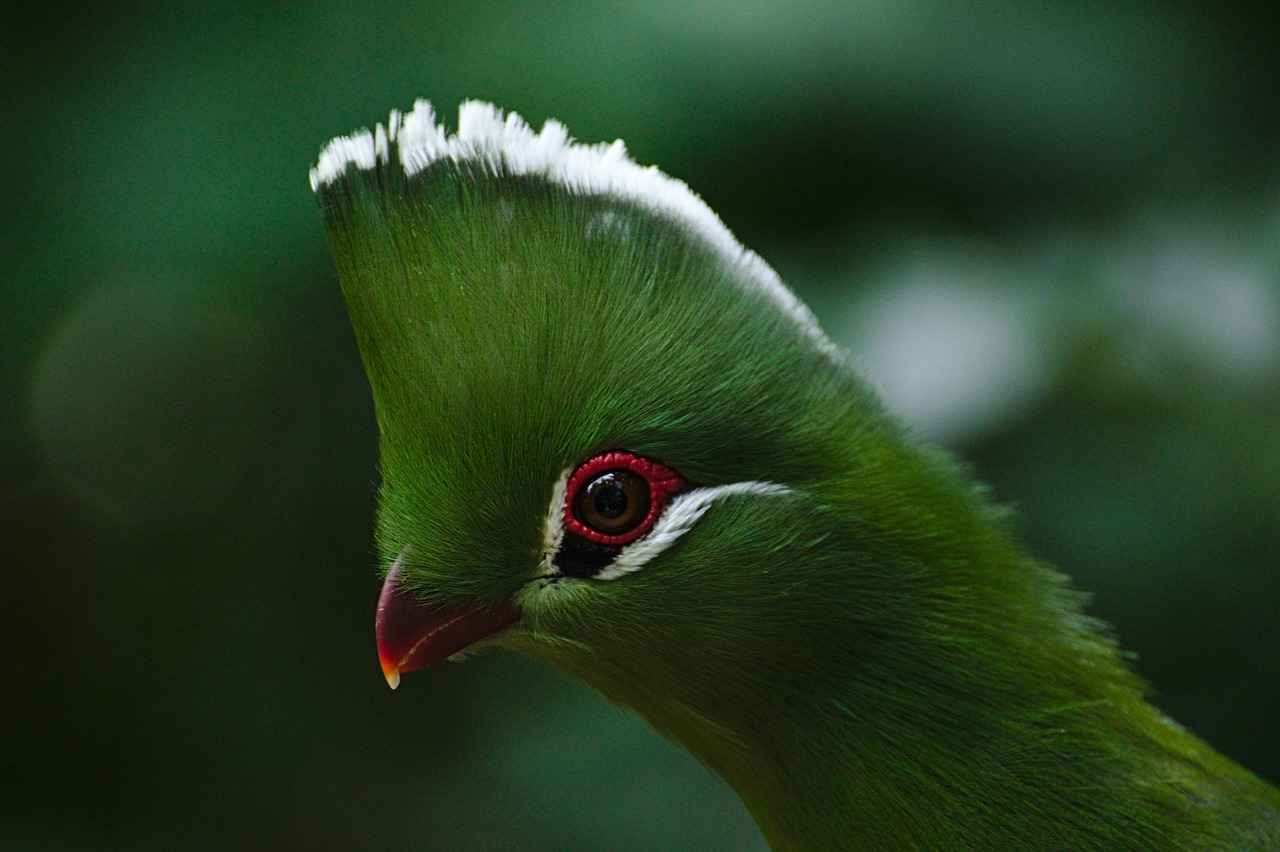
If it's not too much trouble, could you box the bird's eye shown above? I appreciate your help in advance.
[563,450,684,546]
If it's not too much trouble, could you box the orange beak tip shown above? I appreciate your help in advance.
[375,555,519,689]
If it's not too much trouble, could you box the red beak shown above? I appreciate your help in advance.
[375,557,519,689]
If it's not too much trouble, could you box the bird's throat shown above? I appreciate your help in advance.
[539,548,1259,850]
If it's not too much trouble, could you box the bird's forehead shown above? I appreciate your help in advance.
[346,192,832,574]
[353,197,701,575]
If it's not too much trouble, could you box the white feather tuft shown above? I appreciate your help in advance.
[309,130,379,192]
[311,99,837,357]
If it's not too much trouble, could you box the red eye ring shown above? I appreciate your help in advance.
[563,450,684,546]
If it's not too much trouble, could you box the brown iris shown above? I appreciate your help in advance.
[574,469,650,535]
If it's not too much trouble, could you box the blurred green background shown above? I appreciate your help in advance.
[3,1,1278,849]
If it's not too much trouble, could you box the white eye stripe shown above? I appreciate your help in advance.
[539,469,571,573]
[538,469,789,581]
[595,482,789,580]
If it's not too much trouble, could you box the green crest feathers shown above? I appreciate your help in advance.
[310,99,835,356]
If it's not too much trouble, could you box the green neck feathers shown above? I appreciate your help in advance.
[513,412,1278,848]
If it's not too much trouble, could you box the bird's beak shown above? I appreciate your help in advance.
[375,557,519,689]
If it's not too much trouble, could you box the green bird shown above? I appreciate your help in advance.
[311,101,1280,849]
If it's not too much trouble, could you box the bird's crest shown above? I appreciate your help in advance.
[310,99,834,357]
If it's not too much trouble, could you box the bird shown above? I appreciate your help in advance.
[310,100,1280,849]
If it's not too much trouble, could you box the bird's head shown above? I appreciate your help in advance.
[311,102,1243,852]
[313,101,912,728]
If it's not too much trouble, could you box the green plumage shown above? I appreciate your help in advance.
[314,102,1280,849]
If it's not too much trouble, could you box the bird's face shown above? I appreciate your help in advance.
[315,102,868,703]
[376,438,809,689]
[355,194,848,697]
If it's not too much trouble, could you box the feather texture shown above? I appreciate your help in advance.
[313,101,1280,849]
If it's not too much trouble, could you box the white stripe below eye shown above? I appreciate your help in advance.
[593,481,790,581]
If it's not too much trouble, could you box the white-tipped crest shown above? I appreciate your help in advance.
[311,100,837,358]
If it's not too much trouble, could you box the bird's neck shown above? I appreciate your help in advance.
[619,540,1267,849]
[556,435,1276,848]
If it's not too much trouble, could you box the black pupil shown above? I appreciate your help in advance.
[593,480,629,519]
[575,469,650,535]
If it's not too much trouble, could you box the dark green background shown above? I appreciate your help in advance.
[3,2,1278,849]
